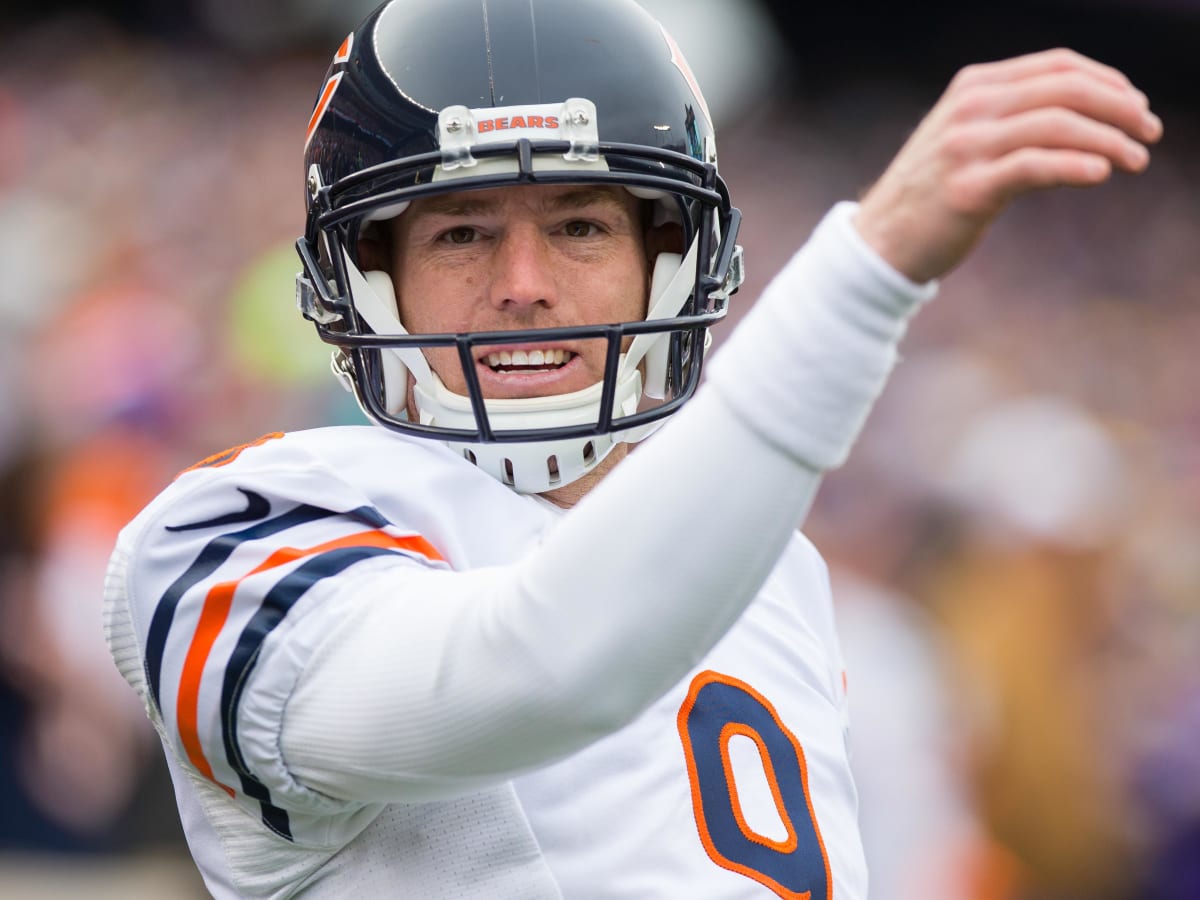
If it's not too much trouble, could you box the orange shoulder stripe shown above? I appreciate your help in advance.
[177,433,285,479]
[175,528,444,794]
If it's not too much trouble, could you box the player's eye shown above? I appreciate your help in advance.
[562,220,600,238]
[441,226,477,245]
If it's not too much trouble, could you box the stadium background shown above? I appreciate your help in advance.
[0,1,1197,897]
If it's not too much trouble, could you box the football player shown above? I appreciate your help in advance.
[104,0,1160,896]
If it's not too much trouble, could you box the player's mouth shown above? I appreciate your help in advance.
[482,347,575,374]
[474,345,590,397]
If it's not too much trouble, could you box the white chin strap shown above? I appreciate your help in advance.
[341,231,700,495]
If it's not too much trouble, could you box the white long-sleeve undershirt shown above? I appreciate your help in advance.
[279,202,936,804]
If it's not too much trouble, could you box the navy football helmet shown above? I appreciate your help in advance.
[296,0,743,492]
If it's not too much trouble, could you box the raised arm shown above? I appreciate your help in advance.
[278,50,1159,806]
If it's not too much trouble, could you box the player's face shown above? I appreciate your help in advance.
[387,183,651,400]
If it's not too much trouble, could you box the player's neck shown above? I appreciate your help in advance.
[539,444,629,510]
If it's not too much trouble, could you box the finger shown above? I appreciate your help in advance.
[973,108,1151,173]
[961,72,1161,144]
[972,147,1115,201]
[949,47,1135,94]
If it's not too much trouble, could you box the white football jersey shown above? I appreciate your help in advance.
[105,202,934,898]
[513,531,865,899]
[106,425,864,898]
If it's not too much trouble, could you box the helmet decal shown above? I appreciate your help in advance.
[304,72,344,151]
[304,32,354,151]
[659,23,713,130]
[333,33,354,65]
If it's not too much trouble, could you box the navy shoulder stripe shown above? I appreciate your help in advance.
[219,544,404,840]
[145,503,336,710]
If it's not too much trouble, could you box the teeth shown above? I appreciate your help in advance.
[485,349,570,370]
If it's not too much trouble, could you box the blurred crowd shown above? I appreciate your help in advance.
[0,8,1197,900]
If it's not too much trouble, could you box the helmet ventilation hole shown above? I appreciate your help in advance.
[583,441,596,465]
[464,449,477,465]
[502,458,515,486]
[546,455,561,486]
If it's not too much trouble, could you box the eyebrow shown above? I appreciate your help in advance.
[412,187,628,219]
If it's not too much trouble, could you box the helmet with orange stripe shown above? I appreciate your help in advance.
[296,0,743,493]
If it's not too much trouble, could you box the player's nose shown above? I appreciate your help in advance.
[487,225,558,311]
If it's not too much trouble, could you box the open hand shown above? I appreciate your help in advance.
[854,48,1163,284]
